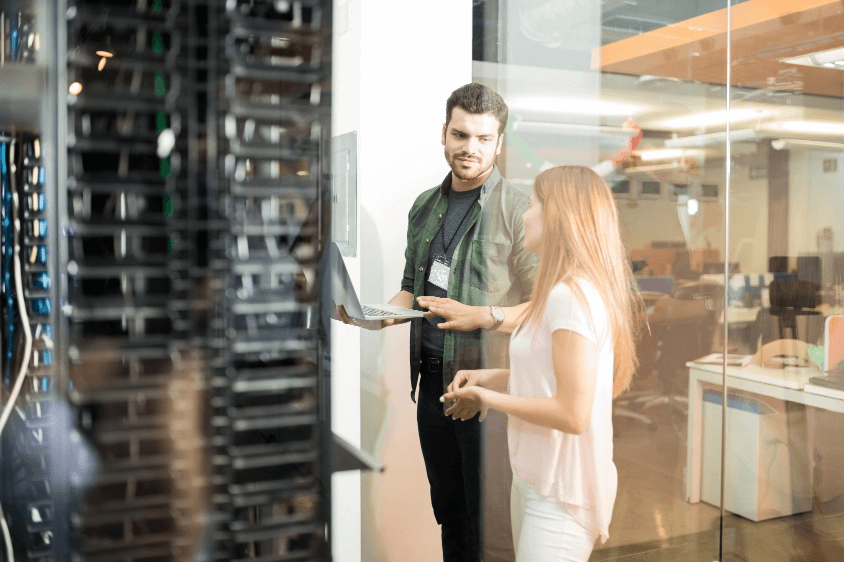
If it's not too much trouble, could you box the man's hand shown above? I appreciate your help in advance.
[416,296,492,331]
[333,304,395,331]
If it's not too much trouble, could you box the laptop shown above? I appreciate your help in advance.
[330,242,425,321]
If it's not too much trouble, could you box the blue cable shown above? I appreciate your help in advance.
[35,245,47,264]
[1,143,13,385]
[32,272,50,290]
[30,192,45,213]
[33,218,47,238]
[31,298,50,316]
[10,13,20,63]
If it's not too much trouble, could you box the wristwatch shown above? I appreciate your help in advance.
[489,305,505,330]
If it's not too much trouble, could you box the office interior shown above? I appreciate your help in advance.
[0,0,842,561]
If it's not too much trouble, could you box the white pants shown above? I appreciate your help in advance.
[510,473,598,562]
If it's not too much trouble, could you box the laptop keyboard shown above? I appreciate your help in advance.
[361,306,401,317]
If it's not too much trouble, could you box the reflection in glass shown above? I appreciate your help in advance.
[473,1,730,560]
[723,1,844,560]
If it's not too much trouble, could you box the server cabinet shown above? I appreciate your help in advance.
[0,1,333,560]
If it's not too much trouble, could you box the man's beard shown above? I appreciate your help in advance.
[446,150,492,182]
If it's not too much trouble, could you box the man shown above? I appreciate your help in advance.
[339,83,537,562]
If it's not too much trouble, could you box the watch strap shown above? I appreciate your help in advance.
[489,305,504,330]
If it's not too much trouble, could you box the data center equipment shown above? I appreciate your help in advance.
[0,1,334,560]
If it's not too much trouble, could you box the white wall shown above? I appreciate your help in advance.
[331,1,472,561]
[357,2,471,560]
[728,159,769,276]
[331,0,362,558]
[788,148,844,255]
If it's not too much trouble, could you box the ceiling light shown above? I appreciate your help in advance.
[773,121,844,135]
[510,121,636,138]
[95,50,113,58]
[510,97,643,116]
[771,138,844,151]
[664,129,760,148]
[781,46,844,69]
[687,199,699,215]
[637,148,701,161]
[68,82,83,95]
[624,162,685,173]
[661,108,767,129]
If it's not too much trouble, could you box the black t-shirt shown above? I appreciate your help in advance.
[421,185,481,357]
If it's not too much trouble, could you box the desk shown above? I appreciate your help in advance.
[719,305,844,325]
[720,306,760,325]
[685,361,844,504]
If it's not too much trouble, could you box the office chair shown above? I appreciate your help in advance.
[613,314,660,431]
[637,281,722,415]
[612,276,675,431]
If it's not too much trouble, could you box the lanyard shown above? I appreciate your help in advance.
[440,194,480,258]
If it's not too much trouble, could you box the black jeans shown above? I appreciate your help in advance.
[417,353,481,562]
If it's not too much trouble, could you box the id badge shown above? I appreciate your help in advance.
[428,258,451,291]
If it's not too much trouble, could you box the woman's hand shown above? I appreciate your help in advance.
[441,386,493,422]
[441,369,491,420]
[416,296,492,331]
[446,369,487,393]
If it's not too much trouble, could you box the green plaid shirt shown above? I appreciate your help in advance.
[401,166,539,403]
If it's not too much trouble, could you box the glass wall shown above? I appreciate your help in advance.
[471,0,844,560]
[722,1,844,560]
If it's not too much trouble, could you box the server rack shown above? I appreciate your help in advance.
[0,1,334,560]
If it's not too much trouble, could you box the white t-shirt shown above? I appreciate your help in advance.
[508,279,617,543]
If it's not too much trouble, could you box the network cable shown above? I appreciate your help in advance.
[1,141,13,386]
[0,186,34,562]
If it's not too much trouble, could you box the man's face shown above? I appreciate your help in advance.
[441,107,503,184]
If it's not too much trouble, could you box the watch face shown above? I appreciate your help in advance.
[492,306,505,322]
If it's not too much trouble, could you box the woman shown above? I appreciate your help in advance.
[440,165,642,561]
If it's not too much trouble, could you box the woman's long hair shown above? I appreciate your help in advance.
[518,166,643,397]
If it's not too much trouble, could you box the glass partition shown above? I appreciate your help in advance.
[345,1,844,560]
[722,1,844,560]
[474,1,729,560]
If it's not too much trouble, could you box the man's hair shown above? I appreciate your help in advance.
[445,83,508,136]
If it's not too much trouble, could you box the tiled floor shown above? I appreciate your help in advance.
[591,402,844,561]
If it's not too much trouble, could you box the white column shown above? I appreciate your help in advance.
[331,1,472,561]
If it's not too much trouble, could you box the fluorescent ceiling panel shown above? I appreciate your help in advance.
[510,121,636,138]
[781,46,844,69]
[637,148,702,161]
[510,97,643,116]
[664,129,761,148]
[771,120,844,135]
[661,108,768,129]
[771,138,844,150]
